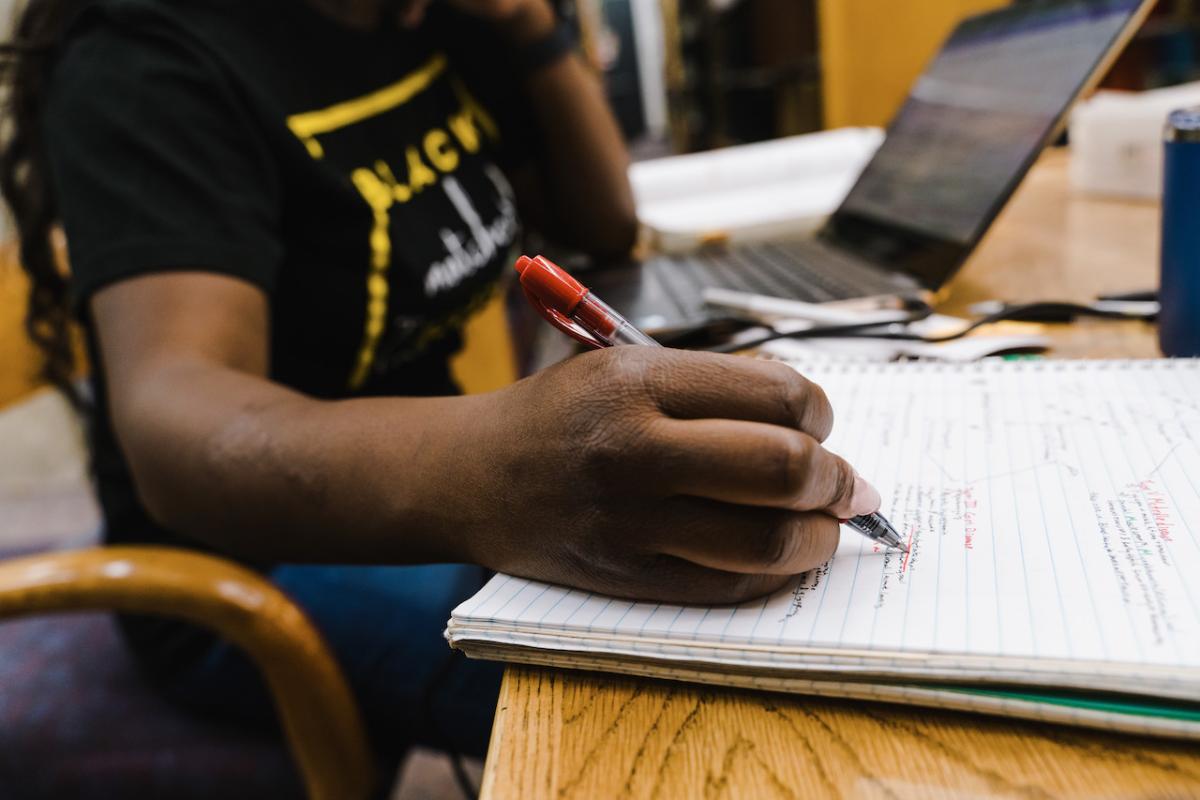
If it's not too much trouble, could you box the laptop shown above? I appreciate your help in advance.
[589,0,1156,334]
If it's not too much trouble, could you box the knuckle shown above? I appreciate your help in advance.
[753,516,797,568]
[596,347,656,395]
[774,436,819,500]
[802,382,835,441]
[791,514,840,569]
[707,573,755,605]
[724,572,790,603]
[637,555,721,603]
[577,419,641,481]
[776,368,809,424]
[675,350,732,395]
[561,353,664,483]
[829,458,856,508]
[777,368,834,440]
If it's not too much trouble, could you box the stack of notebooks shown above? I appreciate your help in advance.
[447,360,1200,739]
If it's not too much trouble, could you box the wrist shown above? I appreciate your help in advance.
[368,393,508,566]
[436,391,523,567]
[497,0,556,47]
[451,383,551,572]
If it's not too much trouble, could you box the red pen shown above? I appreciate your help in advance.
[513,253,906,552]
[514,255,661,348]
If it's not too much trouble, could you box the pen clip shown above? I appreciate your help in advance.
[521,285,605,349]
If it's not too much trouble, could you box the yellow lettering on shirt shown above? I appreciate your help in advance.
[424,129,459,173]
[450,78,499,140]
[447,109,481,153]
[405,146,438,193]
[286,53,448,160]
[374,160,412,204]
[289,57,507,389]
[348,168,394,389]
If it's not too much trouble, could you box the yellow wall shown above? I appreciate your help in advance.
[449,289,518,395]
[0,249,46,409]
[818,0,1009,129]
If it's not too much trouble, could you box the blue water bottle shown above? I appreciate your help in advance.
[1159,108,1200,357]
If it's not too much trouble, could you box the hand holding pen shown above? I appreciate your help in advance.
[481,306,879,603]
[515,254,905,554]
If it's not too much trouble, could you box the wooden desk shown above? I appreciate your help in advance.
[939,149,1161,360]
[480,151,1200,799]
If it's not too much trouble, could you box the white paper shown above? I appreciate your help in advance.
[758,314,1050,363]
[450,361,1200,699]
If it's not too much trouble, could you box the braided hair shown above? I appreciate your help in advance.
[0,0,90,408]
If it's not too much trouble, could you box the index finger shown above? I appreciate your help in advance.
[644,351,835,441]
[652,417,882,518]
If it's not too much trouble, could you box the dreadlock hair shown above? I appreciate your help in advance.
[0,0,90,409]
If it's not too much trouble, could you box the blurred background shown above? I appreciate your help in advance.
[574,0,1199,153]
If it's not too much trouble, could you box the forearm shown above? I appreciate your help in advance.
[504,5,637,258]
[116,359,501,564]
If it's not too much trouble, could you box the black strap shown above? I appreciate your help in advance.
[513,17,575,75]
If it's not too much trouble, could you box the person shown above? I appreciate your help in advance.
[0,0,881,785]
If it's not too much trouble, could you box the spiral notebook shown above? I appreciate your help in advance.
[446,360,1200,739]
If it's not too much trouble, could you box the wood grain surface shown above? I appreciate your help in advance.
[485,668,1200,799]
[480,151,1200,799]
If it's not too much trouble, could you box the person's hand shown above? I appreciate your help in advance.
[467,347,881,605]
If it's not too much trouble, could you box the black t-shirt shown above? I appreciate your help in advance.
[45,0,533,556]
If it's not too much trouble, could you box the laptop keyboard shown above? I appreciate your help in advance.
[644,239,898,312]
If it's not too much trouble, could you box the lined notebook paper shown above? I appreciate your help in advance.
[447,360,1200,739]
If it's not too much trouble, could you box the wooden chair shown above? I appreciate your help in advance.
[0,243,511,798]
[0,546,375,799]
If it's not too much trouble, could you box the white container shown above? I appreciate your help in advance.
[1069,81,1200,200]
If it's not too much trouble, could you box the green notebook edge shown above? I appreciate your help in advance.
[937,686,1200,723]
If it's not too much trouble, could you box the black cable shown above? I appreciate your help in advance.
[702,300,1148,354]
[1098,290,1157,302]
[704,305,934,353]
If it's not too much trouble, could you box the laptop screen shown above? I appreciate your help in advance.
[835,0,1144,251]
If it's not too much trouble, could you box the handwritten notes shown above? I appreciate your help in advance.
[449,361,1200,703]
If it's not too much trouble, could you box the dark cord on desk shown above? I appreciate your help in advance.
[700,300,1153,354]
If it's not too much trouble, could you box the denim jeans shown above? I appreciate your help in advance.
[159,563,503,763]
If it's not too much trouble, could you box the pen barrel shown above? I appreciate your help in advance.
[575,294,662,347]
[849,514,886,539]
[610,320,663,347]
[846,514,905,550]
